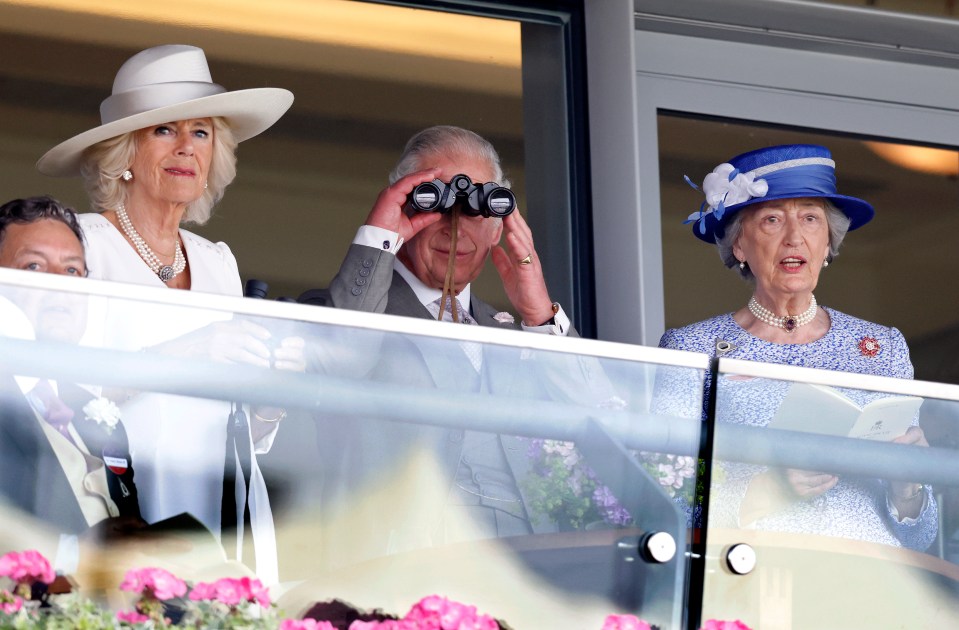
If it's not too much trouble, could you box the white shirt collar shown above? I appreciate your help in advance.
[393,257,472,312]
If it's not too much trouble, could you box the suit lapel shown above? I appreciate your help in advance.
[383,275,548,534]
[387,271,433,319]
[59,384,141,521]
[0,375,89,533]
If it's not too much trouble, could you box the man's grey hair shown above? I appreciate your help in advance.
[389,125,510,187]
[717,199,852,280]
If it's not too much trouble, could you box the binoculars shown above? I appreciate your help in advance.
[406,173,516,218]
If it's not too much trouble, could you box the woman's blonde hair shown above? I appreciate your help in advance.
[79,116,238,225]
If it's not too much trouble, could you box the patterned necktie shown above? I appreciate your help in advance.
[30,379,76,443]
[430,296,482,372]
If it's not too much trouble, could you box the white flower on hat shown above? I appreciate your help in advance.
[702,163,768,211]
[83,397,121,435]
[684,163,770,235]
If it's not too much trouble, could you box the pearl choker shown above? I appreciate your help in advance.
[116,204,185,282]
[747,295,818,333]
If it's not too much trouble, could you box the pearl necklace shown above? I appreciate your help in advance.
[116,204,185,282]
[747,295,818,333]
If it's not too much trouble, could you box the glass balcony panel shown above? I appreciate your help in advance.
[0,269,705,628]
[702,357,959,628]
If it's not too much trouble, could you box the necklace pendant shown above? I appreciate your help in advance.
[158,265,176,282]
[783,317,797,332]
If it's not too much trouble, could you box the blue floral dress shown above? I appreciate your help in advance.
[656,307,937,551]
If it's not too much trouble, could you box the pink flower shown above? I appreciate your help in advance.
[348,622,417,630]
[403,595,498,630]
[116,609,151,624]
[0,550,55,585]
[246,576,272,608]
[280,620,336,630]
[0,590,22,615]
[212,578,244,606]
[187,581,217,601]
[602,614,652,630]
[119,567,187,601]
[700,620,752,630]
[189,576,271,608]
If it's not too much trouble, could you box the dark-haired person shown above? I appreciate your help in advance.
[0,195,143,571]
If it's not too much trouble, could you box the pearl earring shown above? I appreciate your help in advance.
[823,259,830,268]
[739,260,746,270]
[122,170,133,181]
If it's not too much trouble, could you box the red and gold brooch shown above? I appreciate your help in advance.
[859,336,880,357]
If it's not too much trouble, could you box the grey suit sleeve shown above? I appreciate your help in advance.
[328,243,396,313]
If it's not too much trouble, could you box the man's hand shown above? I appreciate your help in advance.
[364,168,444,242]
[491,211,555,326]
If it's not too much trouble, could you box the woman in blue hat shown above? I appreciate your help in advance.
[658,144,936,551]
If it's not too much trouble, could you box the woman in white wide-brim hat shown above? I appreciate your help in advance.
[38,45,299,584]
[38,43,292,291]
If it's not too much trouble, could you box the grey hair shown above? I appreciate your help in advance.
[78,116,238,225]
[718,199,852,280]
[388,125,510,187]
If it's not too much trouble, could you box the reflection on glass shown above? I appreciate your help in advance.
[711,375,935,550]
[0,275,704,629]
[702,364,959,628]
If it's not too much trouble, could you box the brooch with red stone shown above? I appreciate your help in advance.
[859,337,880,357]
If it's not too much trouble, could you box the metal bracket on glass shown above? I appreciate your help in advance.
[640,531,677,563]
[725,543,757,575]
[616,531,677,564]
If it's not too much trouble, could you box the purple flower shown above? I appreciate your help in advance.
[526,438,545,460]
[592,486,633,526]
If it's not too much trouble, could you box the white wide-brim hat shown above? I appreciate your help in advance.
[37,44,294,177]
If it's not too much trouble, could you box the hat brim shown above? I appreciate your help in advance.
[37,87,294,177]
[693,193,875,244]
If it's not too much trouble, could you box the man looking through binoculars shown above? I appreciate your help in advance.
[301,125,571,335]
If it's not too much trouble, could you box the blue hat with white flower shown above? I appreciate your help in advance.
[685,144,874,243]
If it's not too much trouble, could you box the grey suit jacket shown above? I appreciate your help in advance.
[299,245,632,565]
[299,244,615,563]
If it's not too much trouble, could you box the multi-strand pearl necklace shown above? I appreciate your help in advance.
[116,204,185,282]
[747,294,818,333]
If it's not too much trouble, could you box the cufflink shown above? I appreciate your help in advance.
[543,302,560,326]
